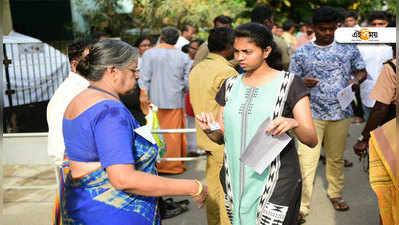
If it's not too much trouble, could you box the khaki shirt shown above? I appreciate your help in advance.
[273,35,290,70]
[370,59,397,105]
[192,42,209,68]
[189,53,238,151]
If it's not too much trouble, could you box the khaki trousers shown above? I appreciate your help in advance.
[205,150,231,225]
[298,118,351,214]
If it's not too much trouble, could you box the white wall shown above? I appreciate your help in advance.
[2,133,50,165]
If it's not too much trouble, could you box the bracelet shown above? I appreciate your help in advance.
[190,180,203,197]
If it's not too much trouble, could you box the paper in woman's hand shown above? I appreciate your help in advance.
[240,118,292,174]
[134,125,156,144]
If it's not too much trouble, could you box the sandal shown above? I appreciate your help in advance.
[175,199,190,206]
[160,198,189,219]
[328,196,350,211]
[297,212,306,224]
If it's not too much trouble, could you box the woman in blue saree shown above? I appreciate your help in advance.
[62,39,207,225]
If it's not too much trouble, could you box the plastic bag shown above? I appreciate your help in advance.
[145,104,166,158]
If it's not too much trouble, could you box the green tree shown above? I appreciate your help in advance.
[75,0,134,37]
[236,0,396,24]
[133,0,247,34]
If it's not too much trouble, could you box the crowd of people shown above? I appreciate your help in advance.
[46,4,396,225]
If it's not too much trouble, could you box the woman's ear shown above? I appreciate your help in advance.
[263,46,272,59]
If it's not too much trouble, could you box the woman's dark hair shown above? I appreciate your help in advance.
[312,6,339,25]
[234,22,283,70]
[76,39,139,81]
[134,36,152,48]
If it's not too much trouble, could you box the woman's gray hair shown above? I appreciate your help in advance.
[160,26,180,45]
[76,39,139,81]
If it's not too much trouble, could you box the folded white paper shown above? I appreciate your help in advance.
[240,118,292,174]
[337,83,355,110]
[134,125,156,144]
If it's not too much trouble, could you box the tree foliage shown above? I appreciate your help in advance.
[75,0,135,37]
[236,0,396,25]
[74,0,396,38]
[132,0,247,33]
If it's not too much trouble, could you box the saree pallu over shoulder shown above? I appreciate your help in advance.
[369,118,397,225]
[59,136,161,225]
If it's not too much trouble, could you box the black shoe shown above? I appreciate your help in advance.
[159,198,189,219]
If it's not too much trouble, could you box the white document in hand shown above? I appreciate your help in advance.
[337,83,355,110]
[240,118,292,174]
[134,125,156,144]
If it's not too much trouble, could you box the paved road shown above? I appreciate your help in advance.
[1,123,378,225]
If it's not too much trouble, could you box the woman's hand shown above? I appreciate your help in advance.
[195,112,216,133]
[191,182,208,208]
[353,140,368,157]
[266,117,299,136]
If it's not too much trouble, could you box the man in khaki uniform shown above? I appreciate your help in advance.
[189,27,237,225]
[192,15,233,68]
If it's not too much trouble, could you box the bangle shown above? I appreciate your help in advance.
[190,180,202,197]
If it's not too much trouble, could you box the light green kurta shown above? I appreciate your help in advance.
[223,73,283,225]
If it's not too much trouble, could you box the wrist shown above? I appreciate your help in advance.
[293,119,299,129]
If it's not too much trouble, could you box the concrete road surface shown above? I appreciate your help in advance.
[1,123,378,225]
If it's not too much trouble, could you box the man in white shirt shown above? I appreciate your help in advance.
[46,39,95,164]
[344,11,393,120]
[174,24,196,50]
[357,11,393,119]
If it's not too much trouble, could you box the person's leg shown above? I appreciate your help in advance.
[205,150,231,225]
[323,119,351,205]
[298,119,326,215]
[185,115,197,154]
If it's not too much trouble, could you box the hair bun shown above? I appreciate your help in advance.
[76,54,91,78]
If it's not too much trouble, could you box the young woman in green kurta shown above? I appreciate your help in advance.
[196,23,318,225]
